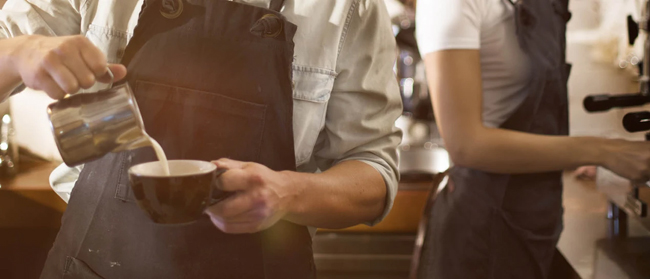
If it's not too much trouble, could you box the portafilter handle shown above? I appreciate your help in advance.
[623,111,650,132]
[583,93,650,112]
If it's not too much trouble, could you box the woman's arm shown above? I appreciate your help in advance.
[426,49,650,181]
[0,37,23,100]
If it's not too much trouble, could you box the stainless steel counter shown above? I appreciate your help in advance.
[559,172,650,279]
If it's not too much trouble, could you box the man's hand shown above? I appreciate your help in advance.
[205,159,300,234]
[7,35,126,99]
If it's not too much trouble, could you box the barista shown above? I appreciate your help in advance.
[416,0,650,278]
[0,0,402,277]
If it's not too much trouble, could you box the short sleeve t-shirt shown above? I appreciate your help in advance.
[416,0,531,127]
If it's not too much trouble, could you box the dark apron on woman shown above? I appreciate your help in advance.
[40,0,315,278]
[419,0,572,278]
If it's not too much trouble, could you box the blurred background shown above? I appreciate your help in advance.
[2,0,650,278]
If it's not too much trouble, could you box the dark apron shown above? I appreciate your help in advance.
[40,0,315,278]
[419,0,572,278]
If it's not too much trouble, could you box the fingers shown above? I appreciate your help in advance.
[32,71,67,100]
[207,214,261,234]
[206,199,275,234]
[213,159,262,192]
[77,37,109,78]
[50,35,106,92]
[41,53,79,94]
[19,35,127,99]
[70,36,128,85]
[213,158,247,170]
[72,37,128,85]
[574,166,597,181]
[207,206,264,225]
[62,50,96,90]
[208,192,263,219]
[204,160,285,234]
[216,169,264,192]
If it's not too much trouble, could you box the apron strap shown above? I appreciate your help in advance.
[269,0,285,12]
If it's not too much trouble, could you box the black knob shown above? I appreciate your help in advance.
[623,111,650,132]
[584,93,650,112]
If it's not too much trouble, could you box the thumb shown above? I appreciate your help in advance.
[97,64,128,83]
[212,158,247,170]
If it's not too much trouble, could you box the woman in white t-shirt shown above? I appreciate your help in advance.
[416,0,650,278]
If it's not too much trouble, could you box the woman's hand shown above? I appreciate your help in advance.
[600,139,650,183]
[6,35,126,99]
[205,159,299,234]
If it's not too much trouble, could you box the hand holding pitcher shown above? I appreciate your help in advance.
[6,35,126,98]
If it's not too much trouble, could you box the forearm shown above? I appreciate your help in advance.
[425,50,608,174]
[283,160,387,229]
[0,36,23,100]
[454,127,607,174]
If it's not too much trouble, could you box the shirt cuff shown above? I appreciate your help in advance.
[337,156,399,226]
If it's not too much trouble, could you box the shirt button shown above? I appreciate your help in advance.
[116,48,125,59]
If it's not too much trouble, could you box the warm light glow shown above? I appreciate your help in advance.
[2,114,10,124]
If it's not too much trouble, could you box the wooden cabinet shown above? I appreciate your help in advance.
[320,181,433,234]
[0,159,64,279]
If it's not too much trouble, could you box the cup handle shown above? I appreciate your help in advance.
[209,169,234,205]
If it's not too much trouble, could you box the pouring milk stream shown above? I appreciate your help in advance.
[146,135,170,175]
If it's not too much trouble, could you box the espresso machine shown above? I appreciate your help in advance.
[0,101,17,177]
[392,5,450,182]
[584,0,650,234]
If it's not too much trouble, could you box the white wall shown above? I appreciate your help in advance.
[10,90,62,161]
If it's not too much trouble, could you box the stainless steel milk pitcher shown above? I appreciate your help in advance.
[47,71,149,166]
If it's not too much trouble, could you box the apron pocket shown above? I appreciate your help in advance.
[114,183,134,202]
[63,257,104,279]
[133,80,268,163]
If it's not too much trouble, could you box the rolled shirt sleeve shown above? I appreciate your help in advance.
[1,0,83,93]
[1,0,83,192]
[314,0,403,226]
[0,0,82,39]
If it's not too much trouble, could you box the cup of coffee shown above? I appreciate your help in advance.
[128,160,229,224]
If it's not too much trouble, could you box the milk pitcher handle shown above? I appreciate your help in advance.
[106,68,115,89]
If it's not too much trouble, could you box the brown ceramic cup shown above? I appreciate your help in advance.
[129,160,229,224]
